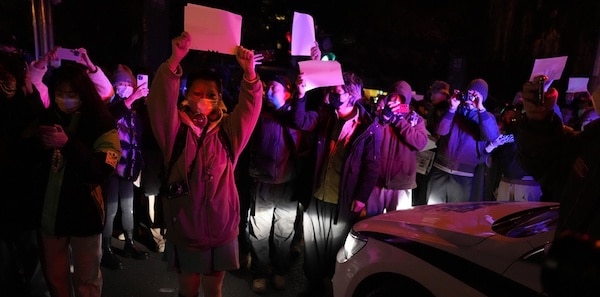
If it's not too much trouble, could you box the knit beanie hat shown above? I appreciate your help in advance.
[112,64,135,87]
[393,80,413,105]
[468,78,488,101]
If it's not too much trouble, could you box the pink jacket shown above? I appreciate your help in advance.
[147,62,262,251]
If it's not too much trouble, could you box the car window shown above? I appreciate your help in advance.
[492,205,559,238]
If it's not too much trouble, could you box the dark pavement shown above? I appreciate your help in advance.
[101,237,308,297]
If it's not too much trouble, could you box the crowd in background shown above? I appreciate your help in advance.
[2,19,600,297]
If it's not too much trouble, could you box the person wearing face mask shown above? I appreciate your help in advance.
[241,73,310,293]
[146,31,263,297]
[99,64,151,270]
[28,46,115,109]
[35,62,121,297]
[292,71,382,297]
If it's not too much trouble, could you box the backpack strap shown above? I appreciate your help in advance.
[162,123,188,182]
[218,127,233,162]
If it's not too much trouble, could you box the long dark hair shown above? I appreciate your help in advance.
[46,62,115,137]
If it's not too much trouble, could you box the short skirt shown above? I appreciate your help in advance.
[164,238,240,274]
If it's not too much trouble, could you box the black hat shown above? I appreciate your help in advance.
[430,80,450,97]
[468,78,489,101]
[269,74,292,92]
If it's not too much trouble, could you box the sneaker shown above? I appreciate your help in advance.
[273,275,286,290]
[252,278,267,294]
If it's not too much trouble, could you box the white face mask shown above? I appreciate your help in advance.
[116,85,134,99]
[56,96,81,113]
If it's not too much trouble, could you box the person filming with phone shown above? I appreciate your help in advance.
[35,60,121,297]
[426,78,500,204]
[365,80,428,216]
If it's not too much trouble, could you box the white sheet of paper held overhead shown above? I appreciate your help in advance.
[184,4,242,55]
[298,60,344,92]
[529,56,568,92]
[566,77,589,93]
[529,56,568,82]
[291,12,316,56]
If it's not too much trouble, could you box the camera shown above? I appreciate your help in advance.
[166,181,189,198]
[453,89,477,102]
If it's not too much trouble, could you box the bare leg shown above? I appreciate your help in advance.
[178,271,200,297]
[202,271,225,297]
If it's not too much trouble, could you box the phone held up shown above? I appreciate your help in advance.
[50,47,82,67]
[254,49,275,63]
[136,74,149,88]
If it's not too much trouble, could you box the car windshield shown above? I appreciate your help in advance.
[492,205,559,238]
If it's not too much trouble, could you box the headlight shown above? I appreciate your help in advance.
[336,230,367,263]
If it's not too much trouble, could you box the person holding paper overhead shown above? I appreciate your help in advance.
[146,31,263,297]
[516,79,600,296]
[292,71,382,297]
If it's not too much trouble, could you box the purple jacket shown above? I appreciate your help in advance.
[434,106,499,174]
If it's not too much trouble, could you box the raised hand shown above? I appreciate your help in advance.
[296,73,307,98]
[236,46,257,82]
[71,48,99,73]
[522,75,555,121]
[310,42,321,61]
[170,31,191,67]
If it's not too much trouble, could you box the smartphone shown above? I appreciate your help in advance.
[254,49,275,62]
[136,74,149,88]
[398,103,410,113]
[56,47,82,62]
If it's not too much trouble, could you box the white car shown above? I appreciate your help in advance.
[333,201,559,297]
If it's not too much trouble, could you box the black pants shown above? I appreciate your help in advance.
[0,229,50,297]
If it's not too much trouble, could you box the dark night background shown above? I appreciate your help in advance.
[2,0,599,107]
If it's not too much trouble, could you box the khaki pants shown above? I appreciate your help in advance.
[40,233,102,297]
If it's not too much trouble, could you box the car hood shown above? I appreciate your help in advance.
[352,201,557,248]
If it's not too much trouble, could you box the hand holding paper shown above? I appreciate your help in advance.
[297,60,344,92]
[291,12,316,56]
[236,46,258,81]
[170,32,192,64]
[183,4,242,55]
[529,56,568,92]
